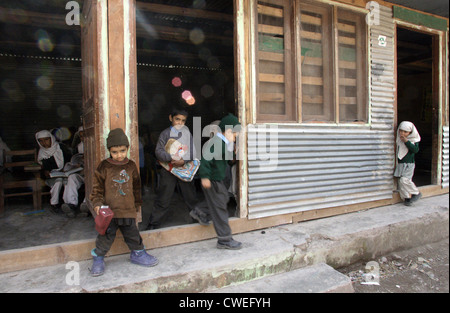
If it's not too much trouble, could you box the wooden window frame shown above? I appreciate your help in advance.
[255,0,297,122]
[253,0,368,124]
[336,8,368,123]
[298,2,334,122]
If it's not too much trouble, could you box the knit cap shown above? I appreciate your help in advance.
[107,128,129,148]
[219,113,241,132]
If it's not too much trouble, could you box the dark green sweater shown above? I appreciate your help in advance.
[198,135,233,181]
[398,141,419,164]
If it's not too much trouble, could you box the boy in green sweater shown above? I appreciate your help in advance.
[191,114,242,249]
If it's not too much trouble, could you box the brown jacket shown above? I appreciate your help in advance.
[90,158,142,218]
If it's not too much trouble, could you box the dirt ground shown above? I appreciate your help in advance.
[337,238,449,293]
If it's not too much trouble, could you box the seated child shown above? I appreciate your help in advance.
[35,130,71,213]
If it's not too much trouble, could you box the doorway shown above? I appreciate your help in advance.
[396,27,439,187]
[135,0,238,229]
[0,1,91,252]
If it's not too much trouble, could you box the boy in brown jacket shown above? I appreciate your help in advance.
[89,128,158,277]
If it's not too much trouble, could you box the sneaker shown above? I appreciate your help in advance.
[404,198,412,206]
[411,192,422,203]
[217,239,242,250]
[90,256,105,277]
[61,203,77,218]
[130,250,159,267]
[190,209,211,226]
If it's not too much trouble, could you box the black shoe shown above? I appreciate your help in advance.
[190,209,211,226]
[404,198,412,206]
[411,192,422,203]
[61,203,77,218]
[217,239,242,250]
[78,202,90,217]
[145,223,159,230]
[50,204,62,214]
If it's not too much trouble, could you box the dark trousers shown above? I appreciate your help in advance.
[196,180,232,241]
[149,168,197,228]
[95,218,144,257]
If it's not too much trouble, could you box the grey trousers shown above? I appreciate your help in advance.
[394,163,420,200]
[196,180,232,241]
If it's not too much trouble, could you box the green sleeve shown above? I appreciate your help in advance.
[405,141,419,154]
[198,157,212,179]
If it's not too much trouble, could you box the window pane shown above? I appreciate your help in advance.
[337,9,367,122]
[300,4,334,122]
[257,0,294,120]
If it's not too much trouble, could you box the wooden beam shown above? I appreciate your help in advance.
[136,1,233,22]
[0,7,72,30]
[136,24,233,46]
[393,6,448,31]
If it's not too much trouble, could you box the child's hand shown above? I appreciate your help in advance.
[94,206,100,215]
[171,158,185,168]
[201,178,211,189]
[400,135,408,143]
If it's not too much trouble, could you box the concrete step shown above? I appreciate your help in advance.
[210,263,354,293]
[0,194,447,293]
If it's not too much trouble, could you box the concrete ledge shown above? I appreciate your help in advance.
[211,263,354,293]
[0,194,447,293]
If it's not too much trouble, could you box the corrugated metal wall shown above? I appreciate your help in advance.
[369,5,396,131]
[443,126,449,188]
[247,127,395,219]
[246,5,396,219]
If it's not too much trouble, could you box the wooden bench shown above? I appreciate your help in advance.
[0,149,43,215]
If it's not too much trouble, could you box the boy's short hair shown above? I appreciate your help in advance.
[170,107,188,118]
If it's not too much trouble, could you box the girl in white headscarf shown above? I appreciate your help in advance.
[36,130,65,171]
[394,121,422,206]
[35,130,70,212]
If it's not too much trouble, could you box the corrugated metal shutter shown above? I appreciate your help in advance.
[443,126,449,188]
[246,5,396,219]
[247,127,395,219]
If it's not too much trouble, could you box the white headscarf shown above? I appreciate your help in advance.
[35,130,65,170]
[397,121,421,160]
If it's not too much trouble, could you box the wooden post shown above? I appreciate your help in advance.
[82,0,139,213]
[107,0,139,164]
